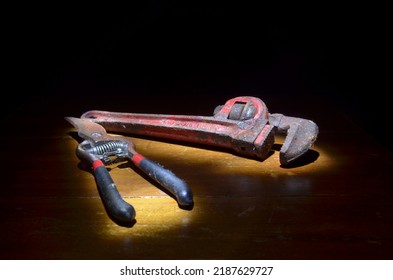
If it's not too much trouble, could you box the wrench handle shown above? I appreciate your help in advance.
[131,154,193,207]
[92,160,136,222]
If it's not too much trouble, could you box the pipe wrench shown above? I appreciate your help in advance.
[79,96,319,166]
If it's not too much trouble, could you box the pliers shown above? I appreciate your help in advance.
[65,117,193,223]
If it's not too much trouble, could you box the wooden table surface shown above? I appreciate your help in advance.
[1,93,392,260]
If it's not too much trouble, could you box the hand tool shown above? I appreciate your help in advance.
[65,117,193,223]
[80,96,319,166]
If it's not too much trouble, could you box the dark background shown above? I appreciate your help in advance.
[5,3,390,150]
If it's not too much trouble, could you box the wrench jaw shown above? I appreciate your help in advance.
[269,114,319,166]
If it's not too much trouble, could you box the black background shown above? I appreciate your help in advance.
[5,3,390,150]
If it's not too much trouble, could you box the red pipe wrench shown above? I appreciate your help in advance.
[80,96,319,166]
